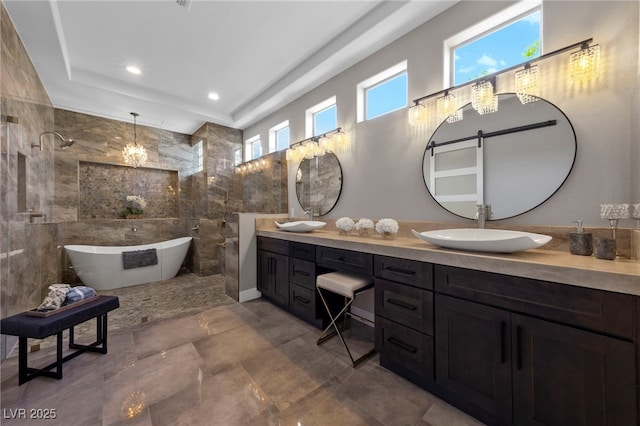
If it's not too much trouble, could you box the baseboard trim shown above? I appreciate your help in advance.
[239,288,262,303]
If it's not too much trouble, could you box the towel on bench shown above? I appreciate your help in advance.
[122,248,158,269]
[64,286,97,304]
[37,284,71,311]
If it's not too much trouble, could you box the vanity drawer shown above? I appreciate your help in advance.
[435,265,635,339]
[289,283,317,322]
[290,242,316,261]
[376,316,434,381]
[290,258,316,289]
[316,246,373,275]
[374,255,433,289]
[258,237,289,256]
[375,279,433,335]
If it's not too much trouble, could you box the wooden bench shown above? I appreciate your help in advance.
[0,295,119,385]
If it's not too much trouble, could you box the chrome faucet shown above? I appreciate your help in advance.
[303,208,315,222]
[475,204,491,228]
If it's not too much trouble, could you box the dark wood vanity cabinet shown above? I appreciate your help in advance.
[257,236,638,425]
[257,237,290,307]
[257,238,328,328]
[374,255,435,386]
[289,242,322,327]
[435,265,637,426]
[316,245,373,275]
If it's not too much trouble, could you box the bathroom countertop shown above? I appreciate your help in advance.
[256,225,640,296]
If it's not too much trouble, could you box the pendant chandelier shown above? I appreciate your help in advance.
[122,112,148,168]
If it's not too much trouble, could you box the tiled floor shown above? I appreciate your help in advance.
[1,274,485,426]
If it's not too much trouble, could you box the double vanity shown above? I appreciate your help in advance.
[256,220,640,426]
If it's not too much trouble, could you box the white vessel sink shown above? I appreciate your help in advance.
[275,221,327,233]
[411,228,552,253]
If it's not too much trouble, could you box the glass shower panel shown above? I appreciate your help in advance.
[1,117,14,360]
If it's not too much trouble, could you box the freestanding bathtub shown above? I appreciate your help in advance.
[64,237,192,291]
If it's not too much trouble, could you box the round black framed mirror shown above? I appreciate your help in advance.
[296,152,343,216]
[422,93,576,220]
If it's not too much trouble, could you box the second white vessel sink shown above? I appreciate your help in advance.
[411,228,552,253]
[275,221,327,233]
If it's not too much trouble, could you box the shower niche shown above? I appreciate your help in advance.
[78,161,179,219]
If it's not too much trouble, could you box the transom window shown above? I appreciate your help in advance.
[305,96,337,138]
[195,140,204,173]
[269,120,290,153]
[244,135,261,161]
[445,2,541,86]
[357,61,408,122]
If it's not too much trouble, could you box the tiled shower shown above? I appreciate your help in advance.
[0,2,288,360]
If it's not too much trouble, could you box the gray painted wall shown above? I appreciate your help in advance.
[245,1,639,228]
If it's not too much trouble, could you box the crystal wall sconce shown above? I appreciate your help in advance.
[285,127,350,163]
[471,78,498,115]
[570,41,601,85]
[408,38,602,127]
[515,63,540,104]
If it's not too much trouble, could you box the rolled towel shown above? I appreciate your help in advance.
[37,284,72,311]
[64,286,97,305]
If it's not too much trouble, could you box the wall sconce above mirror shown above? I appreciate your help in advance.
[409,38,600,127]
[422,93,576,220]
[286,127,350,163]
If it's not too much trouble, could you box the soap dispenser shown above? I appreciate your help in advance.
[569,220,593,256]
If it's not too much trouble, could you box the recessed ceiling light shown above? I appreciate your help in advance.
[126,66,141,75]
[208,92,220,101]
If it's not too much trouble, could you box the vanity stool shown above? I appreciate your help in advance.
[316,271,376,367]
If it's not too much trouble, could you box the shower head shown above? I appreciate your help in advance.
[60,138,75,149]
[33,131,75,151]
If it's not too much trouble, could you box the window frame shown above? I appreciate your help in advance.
[356,60,408,123]
[244,134,261,161]
[305,96,337,138]
[195,139,204,173]
[268,120,290,153]
[443,1,542,88]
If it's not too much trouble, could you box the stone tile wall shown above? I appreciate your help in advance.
[53,109,196,223]
[78,162,179,219]
[237,150,288,213]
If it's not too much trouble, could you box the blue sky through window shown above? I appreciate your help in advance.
[314,105,337,136]
[251,139,261,159]
[366,72,407,120]
[454,11,540,85]
[276,127,290,151]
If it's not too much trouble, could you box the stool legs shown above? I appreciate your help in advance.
[316,287,376,368]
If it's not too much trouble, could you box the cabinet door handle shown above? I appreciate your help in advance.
[294,270,310,277]
[269,258,275,275]
[500,321,507,364]
[516,325,523,370]
[385,266,416,276]
[386,298,417,311]
[294,295,310,304]
[387,337,418,354]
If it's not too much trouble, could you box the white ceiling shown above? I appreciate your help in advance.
[4,0,457,134]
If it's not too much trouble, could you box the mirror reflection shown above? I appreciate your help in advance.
[296,152,343,216]
[423,93,576,220]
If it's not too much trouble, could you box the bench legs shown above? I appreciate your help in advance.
[18,314,109,385]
